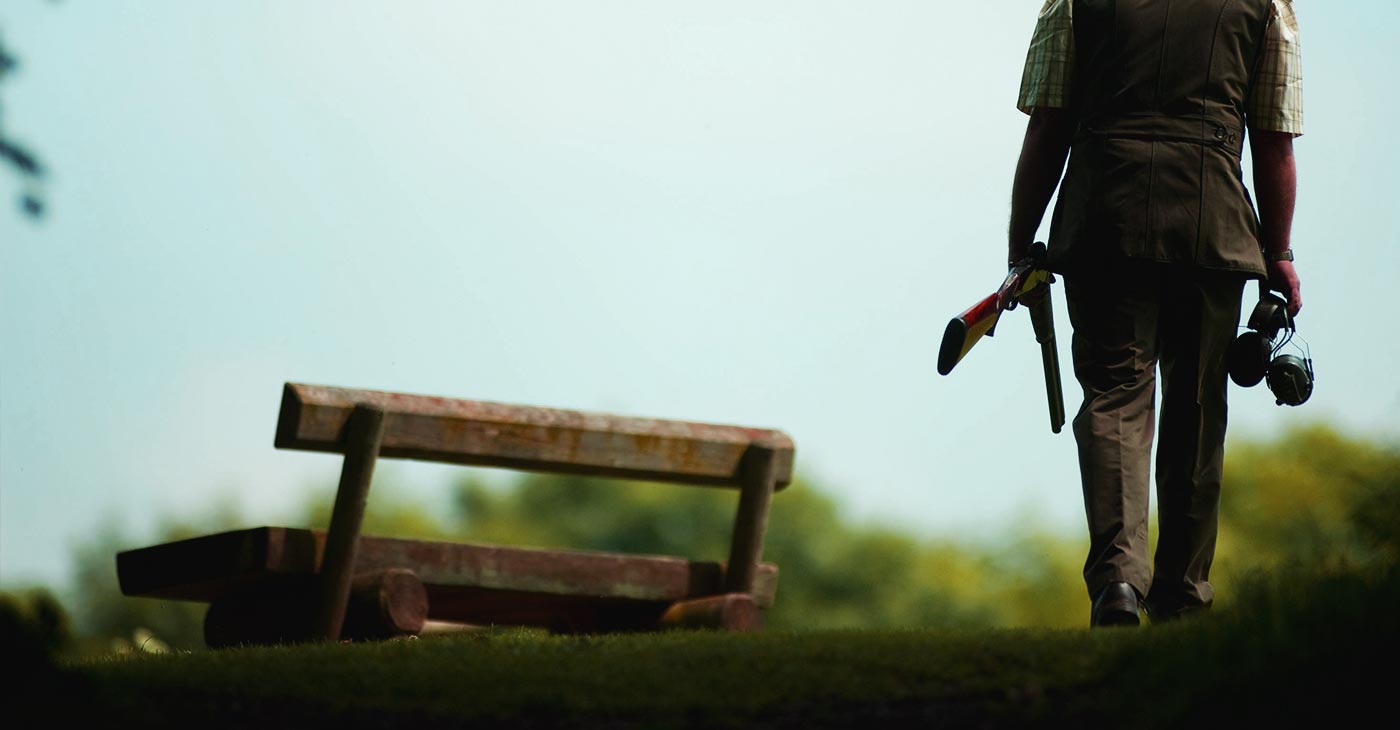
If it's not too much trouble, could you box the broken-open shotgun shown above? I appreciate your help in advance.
[937,241,1066,434]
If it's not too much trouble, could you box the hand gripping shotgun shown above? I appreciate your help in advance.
[937,241,1066,434]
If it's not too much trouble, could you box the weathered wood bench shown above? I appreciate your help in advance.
[117,383,795,646]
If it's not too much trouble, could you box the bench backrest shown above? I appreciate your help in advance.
[276,382,795,489]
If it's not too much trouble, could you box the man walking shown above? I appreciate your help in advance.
[1007,0,1304,626]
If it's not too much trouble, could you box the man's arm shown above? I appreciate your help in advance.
[1250,128,1302,316]
[1008,107,1075,265]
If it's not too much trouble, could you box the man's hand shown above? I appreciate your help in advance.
[1018,276,1053,308]
[1266,260,1302,317]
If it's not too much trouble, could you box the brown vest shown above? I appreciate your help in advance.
[1047,0,1273,277]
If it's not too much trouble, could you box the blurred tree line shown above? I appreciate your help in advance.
[9,423,1396,653]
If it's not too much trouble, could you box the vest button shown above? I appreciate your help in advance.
[1213,127,1226,141]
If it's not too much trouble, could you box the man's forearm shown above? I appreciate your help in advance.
[1250,128,1297,257]
[1250,127,1302,315]
[1009,108,1075,264]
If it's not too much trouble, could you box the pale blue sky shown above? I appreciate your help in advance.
[3,2,1398,586]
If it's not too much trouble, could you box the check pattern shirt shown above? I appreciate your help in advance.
[1017,0,1304,135]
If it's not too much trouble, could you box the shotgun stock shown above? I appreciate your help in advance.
[937,242,1066,434]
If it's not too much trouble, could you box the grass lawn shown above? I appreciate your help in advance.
[16,565,1398,729]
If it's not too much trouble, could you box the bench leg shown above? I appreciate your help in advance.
[312,404,386,641]
[724,440,781,595]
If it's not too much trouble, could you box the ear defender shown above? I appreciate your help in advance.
[1227,330,1271,387]
[1227,292,1315,407]
[1267,353,1314,407]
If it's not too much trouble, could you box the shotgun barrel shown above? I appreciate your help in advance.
[1027,293,1066,433]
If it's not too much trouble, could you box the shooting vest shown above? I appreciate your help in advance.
[1047,0,1273,277]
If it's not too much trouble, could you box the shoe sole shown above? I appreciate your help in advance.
[1092,608,1141,627]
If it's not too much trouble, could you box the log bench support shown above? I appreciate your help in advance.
[205,568,428,648]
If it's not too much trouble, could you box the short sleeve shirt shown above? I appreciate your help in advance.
[1016,0,1304,135]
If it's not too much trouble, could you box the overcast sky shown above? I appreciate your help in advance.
[3,1,1398,587]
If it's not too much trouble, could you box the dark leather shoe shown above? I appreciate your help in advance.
[1145,600,1211,624]
[1091,582,1142,628]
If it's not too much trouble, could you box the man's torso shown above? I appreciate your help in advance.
[1019,0,1302,277]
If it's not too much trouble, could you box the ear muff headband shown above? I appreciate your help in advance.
[1247,292,1291,340]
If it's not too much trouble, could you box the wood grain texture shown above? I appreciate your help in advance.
[275,383,794,488]
[118,527,779,613]
[659,593,763,632]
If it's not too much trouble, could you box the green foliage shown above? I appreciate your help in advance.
[57,422,1400,651]
[0,588,72,660]
[1215,424,1400,583]
[300,476,456,542]
[67,503,246,653]
[451,473,734,559]
[1,588,92,721]
[447,472,1087,630]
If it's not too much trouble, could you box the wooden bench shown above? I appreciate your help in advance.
[117,383,795,646]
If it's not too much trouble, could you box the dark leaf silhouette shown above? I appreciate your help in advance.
[1,31,47,218]
[0,137,42,175]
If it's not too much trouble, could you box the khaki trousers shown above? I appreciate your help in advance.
[1063,262,1246,617]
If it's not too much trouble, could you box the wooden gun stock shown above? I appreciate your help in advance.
[937,242,1065,434]
[937,243,1046,376]
[937,292,1002,376]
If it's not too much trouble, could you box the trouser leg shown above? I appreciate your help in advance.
[1064,265,1162,601]
[1146,269,1246,617]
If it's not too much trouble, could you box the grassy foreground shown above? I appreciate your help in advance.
[16,566,1400,729]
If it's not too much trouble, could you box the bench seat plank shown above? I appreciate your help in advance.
[276,383,794,488]
[117,527,778,615]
